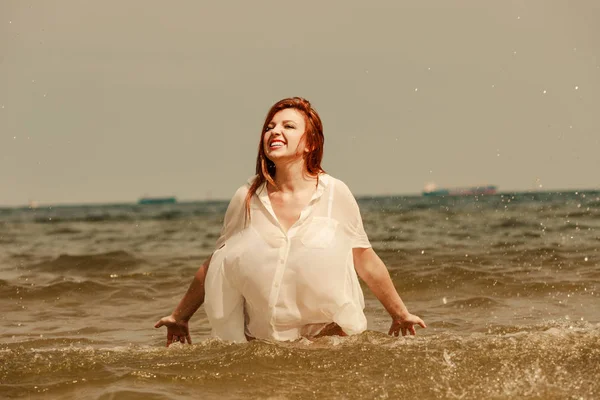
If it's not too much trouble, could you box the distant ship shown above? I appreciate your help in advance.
[423,183,497,197]
[137,196,177,205]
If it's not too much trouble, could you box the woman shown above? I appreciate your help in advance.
[155,97,425,345]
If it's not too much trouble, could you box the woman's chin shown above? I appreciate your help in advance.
[265,153,305,166]
[266,150,289,160]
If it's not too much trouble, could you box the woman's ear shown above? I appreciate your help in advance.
[302,135,313,153]
[304,139,314,153]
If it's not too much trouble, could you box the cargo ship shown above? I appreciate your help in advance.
[137,196,177,205]
[422,183,497,197]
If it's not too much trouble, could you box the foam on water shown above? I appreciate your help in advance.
[1,322,599,399]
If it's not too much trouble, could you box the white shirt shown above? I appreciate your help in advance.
[204,174,371,342]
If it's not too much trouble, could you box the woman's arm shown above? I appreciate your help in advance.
[172,254,212,321]
[352,247,426,336]
[154,254,212,346]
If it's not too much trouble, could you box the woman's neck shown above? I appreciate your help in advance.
[271,159,318,194]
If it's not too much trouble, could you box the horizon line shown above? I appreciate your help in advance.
[2,187,599,209]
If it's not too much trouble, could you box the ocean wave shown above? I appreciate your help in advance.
[28,251,145,274]
[1,322,599,399]
[407,265,492,282]
[26,207,228,224]
[33,214,136,223]
[508,280,598,295]
[16,280,115,299]
[5,279,162,303]
[491,240,527,248]
[438,296,504,309]
[48,227,83,235]
[493,218,542,230]
[380,235,412,243]
[555,222,596,232]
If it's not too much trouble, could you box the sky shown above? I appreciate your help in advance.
[1,1,599,206]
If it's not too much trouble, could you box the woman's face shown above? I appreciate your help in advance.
[263,108,308,163]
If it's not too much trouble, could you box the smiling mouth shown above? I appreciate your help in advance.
[269,141,285,149]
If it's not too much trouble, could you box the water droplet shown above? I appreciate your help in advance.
[517,16,521,20]
[491,84,495,88]
[414,88,418,92]
[421,250,425,254]
[584,257,588,261]
[543,90,547,94]
[574,86,579,90]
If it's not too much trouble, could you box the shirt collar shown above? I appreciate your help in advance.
[313,173,329,200]
[249,173,329,198]
[252,173,329,231]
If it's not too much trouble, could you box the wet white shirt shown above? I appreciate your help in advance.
[204,174,371,342]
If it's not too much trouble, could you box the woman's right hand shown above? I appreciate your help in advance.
[154,315,192,347]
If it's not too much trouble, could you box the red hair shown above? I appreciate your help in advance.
[244,97,325,223]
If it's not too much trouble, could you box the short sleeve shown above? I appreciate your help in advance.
[214,184,249,250]
[337,180,371,249]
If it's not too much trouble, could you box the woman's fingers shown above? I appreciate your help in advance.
[388,316,427,338]
[167,334,191,346]
[155,317,192,347]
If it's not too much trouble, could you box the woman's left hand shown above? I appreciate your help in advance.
[388,313,427,336]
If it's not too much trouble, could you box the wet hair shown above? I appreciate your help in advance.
[244,97,325,224]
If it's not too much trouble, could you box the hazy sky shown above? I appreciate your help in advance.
[1,1,599,206]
